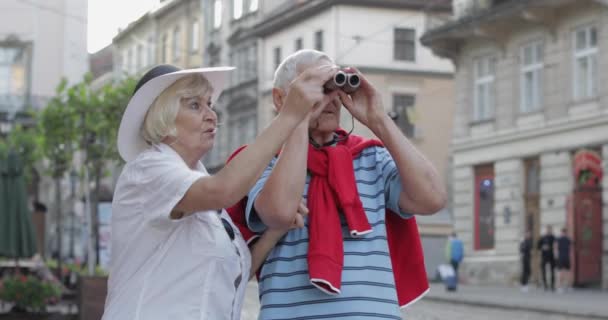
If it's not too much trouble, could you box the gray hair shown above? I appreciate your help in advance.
[273,49,333,90]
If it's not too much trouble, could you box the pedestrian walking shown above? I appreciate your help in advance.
[519,230,533,292]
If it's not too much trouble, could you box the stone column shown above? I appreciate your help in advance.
[452,165,474,254]
[494,159,523,254]
[493,159,523,284]
[540,151,573,230]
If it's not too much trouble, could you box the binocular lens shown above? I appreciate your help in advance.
[348,74,360,87]
[334,72,347,86]
[323,70,360,93]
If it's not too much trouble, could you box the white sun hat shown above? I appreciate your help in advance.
[117,64,234,162]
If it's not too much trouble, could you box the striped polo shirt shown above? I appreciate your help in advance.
[245,146,411,320]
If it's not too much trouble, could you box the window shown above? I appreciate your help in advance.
[394,28,416,61]
[474,165,495,250]
[147,35,155,66]
[392,94,416,137]
[314,30,323,51]
[0,46,27,102]
[295,38,303,51]
[249,0,258,12]
[161,34,168,63]
[246,44,257,80]
[127,48,133,74]
[122,50,129,71]
[233,0,243,20]
[473,55,496,121]
[520,41,543,113]
[172,27,181,61]
[213,0,222,29]
[273,47,281,70]
[137,44,145,71]
[191,20,200,52]
[209,50,220,66]
[229,111,257,151]
[573,25,598,101]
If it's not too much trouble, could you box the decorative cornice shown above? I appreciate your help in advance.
[246,0,450,38]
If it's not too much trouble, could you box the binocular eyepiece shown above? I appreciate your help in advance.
[324,70,360,94]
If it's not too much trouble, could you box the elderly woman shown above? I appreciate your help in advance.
[101,64,337,320]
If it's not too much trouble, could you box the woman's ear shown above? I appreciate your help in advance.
[272,88,285,112]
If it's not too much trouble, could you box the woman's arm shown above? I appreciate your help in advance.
[248,230,286,279]
[174,66,338,215]
[248,202,308,278]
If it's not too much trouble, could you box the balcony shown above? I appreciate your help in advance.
[0,94,50,129]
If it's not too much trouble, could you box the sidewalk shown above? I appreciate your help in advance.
[423,283,608,319]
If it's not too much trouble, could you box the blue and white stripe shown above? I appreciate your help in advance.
[246,146,411,320]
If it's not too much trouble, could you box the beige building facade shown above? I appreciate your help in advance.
[423,0,608,288]
[201,0,262,171]
[0,0,88,116]
[113,0,203,77]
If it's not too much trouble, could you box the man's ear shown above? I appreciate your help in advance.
[272,88,285,112]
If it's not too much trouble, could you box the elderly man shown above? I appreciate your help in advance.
[228,50,446,319]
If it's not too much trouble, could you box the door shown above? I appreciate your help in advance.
[572,189,603,286]
[475,165,495,250]
[524,158,541,285]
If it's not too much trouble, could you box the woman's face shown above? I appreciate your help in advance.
[172,91,217,157]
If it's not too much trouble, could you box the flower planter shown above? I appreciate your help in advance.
[0,311,76,320]
[77,276,107,320]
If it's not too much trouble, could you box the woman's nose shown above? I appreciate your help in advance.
[203,109,217,124]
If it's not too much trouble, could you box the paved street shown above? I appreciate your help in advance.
[403,300,591,320]
[241,280,608,320]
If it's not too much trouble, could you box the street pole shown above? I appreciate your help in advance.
[55,176,63,281]
[85,165,95,276]
[69,170,77,260]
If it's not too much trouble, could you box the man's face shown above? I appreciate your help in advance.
[280,59,342,134]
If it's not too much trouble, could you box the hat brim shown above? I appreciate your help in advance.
[117,67,234,162]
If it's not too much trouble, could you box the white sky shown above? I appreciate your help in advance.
[87,0,158,53]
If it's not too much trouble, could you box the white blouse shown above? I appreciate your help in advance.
[102,143,251,320]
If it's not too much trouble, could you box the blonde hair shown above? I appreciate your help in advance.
[141,74,212,145]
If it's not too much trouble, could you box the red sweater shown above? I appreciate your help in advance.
[226,132,429,307]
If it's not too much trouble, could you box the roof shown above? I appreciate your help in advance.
[420,0,581,58]
[112,11,152,43]
[251,0,452,38]
[421,0,530,45]
[112,0,183,43]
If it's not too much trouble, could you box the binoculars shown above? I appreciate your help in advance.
[324,70,360,94]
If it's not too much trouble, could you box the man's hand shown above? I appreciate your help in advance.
[337,67,389,134]
[264,201,309,240]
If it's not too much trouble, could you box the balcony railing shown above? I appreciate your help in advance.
[0,94,51,115]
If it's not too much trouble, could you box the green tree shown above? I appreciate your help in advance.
[38,78,78,279]
[6,121,43,200]
[72,74,136,266]
[0,111,43,201]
